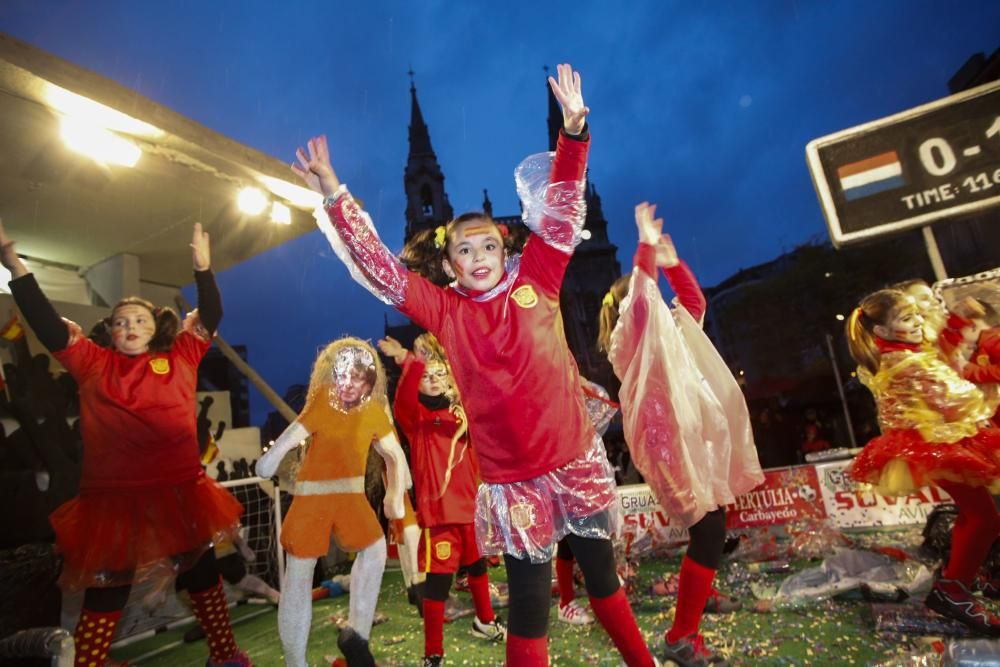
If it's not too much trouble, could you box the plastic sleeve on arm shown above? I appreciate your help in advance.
[8,274,69,351]
[194,270,223,334]
[316,191,409,306]
[256,421,310,478]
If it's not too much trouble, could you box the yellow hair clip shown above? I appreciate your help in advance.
[433,226,446,249]
[602,291,615,308]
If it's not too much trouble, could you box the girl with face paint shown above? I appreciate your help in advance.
[292,64,655,666]
[0,219,250,667]
[256,337,409,667]
[378,333,505,666]
[846,288,1000,636]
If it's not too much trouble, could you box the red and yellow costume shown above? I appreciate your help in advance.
[849,338,1000,495]
[51,319,241,590]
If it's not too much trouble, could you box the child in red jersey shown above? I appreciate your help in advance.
[846,289,1000,635]
[597,203,763,666]
[379,332,505,667]
[0,219,250,667]
[291,64,654,666]
[257,337,408,667]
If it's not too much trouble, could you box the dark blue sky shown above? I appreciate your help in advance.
[3,1,999,425]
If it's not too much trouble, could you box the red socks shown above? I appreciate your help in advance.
[507,633,548,666]
[667,555,716,643]
[189,578,239,663]
[423,598,445,657]
[467,572,496,624]
[556,556,576,607]
[74,608,122,666]
[589,587,655,666]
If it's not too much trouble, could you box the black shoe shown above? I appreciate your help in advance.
[662,633,728,666]
[336,626,376,667]
[422,656,443,667]
[926,577,1000,636]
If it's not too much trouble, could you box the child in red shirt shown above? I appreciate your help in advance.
[292,64,653,666]
[379,333,505,666]
[0,220,250,667]
[598,203,764,666]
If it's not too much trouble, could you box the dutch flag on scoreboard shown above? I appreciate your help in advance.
[837,151,904,201]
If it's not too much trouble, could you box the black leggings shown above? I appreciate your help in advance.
[83,548,221,613]
[685,507,726,570]
[504,533,619,638]
[424,557,488,601]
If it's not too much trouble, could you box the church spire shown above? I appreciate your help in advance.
[482,189,493,218]
[404,70,453,241]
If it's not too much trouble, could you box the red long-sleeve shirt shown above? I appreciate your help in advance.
[394,356,479,527]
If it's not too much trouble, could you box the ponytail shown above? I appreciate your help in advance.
[596,274,632,354]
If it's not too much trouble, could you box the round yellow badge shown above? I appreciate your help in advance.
[149,358,171,375]
[511,285,538,309]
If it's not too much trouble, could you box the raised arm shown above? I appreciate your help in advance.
[256,421,310,478]
[633,203,706,323]
[517,64,591,253]
[191,223,222,334]
[393,354,424,435]
[1,218,69,351]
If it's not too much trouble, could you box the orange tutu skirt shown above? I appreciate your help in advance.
[849,427,1000,496]
[50,473,242,591]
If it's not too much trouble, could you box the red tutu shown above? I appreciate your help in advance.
[50,473,242,591]
[849,427,1000,496]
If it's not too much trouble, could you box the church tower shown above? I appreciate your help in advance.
[403,73,453,242]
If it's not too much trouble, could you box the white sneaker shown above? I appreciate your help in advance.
[557,599,594,625]
[471,615,507,642]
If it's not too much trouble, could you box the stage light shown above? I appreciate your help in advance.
[237,187,268,215]
[270,202,292,225]
[47,83,163,138]
[835,314,845,321]
[61,118,141,167]
[258,175,323,209]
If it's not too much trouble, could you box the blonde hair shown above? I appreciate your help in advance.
[846,289,910,375]
[305,336,387,411]
[597,274,632,354]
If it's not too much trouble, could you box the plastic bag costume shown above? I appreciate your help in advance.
[849,342,1000,495]
[607,265,764,529]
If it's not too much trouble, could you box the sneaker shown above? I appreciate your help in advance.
[422,656,444,667]
[703,588,742,614]
[336,626,376,667]
[926,577,1000,636]
[205,649,252,667]
[557,599,594,625]
[977,574,1000,600]
[471,615,507,642]
[662,633,728,666]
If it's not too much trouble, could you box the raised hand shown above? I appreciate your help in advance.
[0,217,28,279]
[376,336,407,366]
[548,63,589,136]
[634,201,663,245]
[655,233,680,269]
[291,135,341,197]
[191,222,211,271]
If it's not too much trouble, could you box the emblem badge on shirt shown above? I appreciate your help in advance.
[509,502,535,529]
[511,284,539,309]
[434,541,452,561]
[149,358,171,375]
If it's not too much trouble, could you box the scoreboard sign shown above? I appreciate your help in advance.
[807,81,1000,247]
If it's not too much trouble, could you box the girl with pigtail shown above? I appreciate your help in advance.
[597,202,763,666]
[378,332,504,666]
[256,337,410,667]
[292,63,656,666]
[0,219,251,667]
[846,289,1000,635]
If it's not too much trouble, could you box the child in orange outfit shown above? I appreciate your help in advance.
[257,337,409,667]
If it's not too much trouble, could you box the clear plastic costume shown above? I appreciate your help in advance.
[256,338,408,667]
[849,338,1000,495]
[318,136,618,564]
[607,254,764,529]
